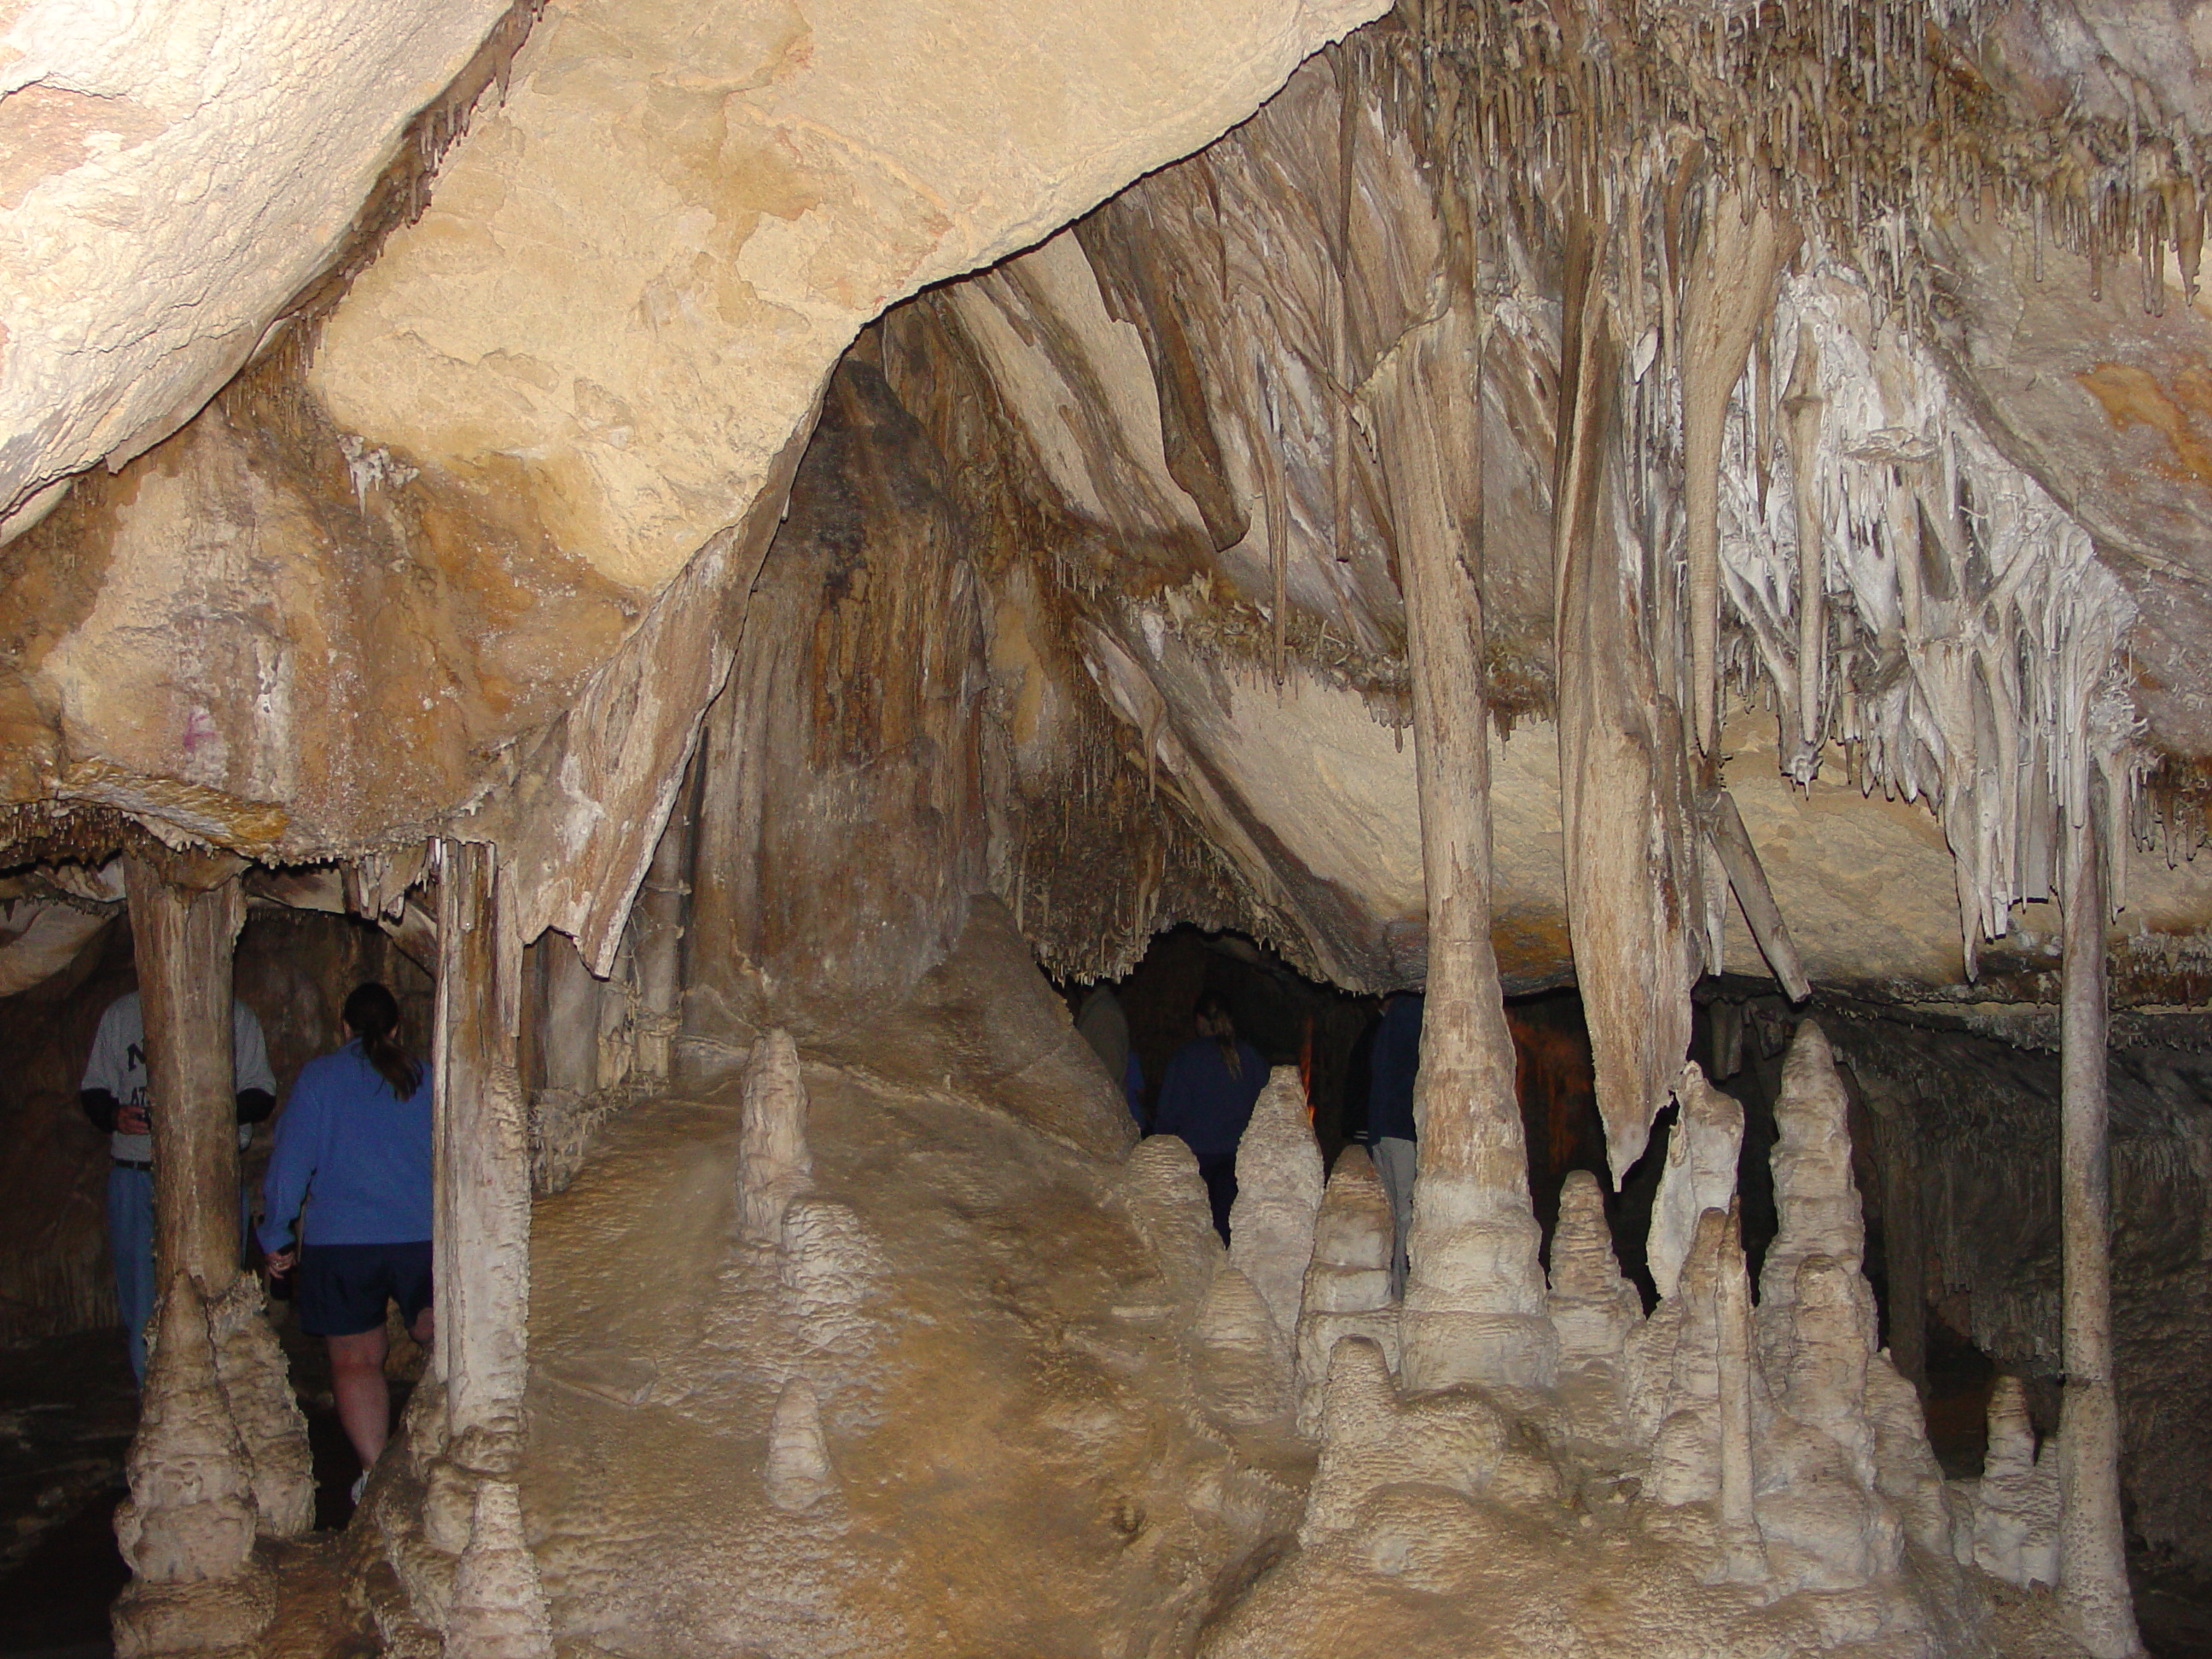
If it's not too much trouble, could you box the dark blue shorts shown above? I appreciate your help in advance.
[297,1241,433,1338]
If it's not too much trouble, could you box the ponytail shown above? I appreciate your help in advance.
[342,982,422,1100]
[1195,993,1242,1078]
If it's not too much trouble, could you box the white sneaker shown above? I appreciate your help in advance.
[350,1470,368,1505]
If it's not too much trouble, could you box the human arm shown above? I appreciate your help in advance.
[256,1070,322,1256]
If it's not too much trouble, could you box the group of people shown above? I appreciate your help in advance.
[81,981,433,1499]
[1084,982,1422,1284]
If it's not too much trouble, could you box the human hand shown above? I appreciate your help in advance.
[265,1247,297,1277]
[116,1104,149,1136]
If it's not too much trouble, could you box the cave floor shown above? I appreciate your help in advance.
[0,1311,398,1658]
[0,1285,2194,1655]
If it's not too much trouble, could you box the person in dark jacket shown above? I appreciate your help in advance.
[259,984,433,1499]
[1367,991,1423,1298]
[1150,992,1266,1242]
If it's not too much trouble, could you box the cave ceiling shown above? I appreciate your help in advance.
[7,0,2212,1003]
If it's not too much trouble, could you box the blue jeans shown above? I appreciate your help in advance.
[107,1165,154,1384]
[106,1162,253,1384]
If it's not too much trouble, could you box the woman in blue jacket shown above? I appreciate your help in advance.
[259,983,434,1499]
[1150,992,1266,1243]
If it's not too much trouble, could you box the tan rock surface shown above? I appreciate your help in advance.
[307,0,1388,593]
[0,0,519,534]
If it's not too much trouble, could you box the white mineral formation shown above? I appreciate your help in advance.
[738,1030,812,1245]
[1195,1265,1293,1426]
[1120,1135,1230,1311]
[207,1272,315,1540]
[1297,1337,1507,1543]
[1965,1376,2063,1589]
[446,1476,554,1659]
[1755,1254,1900,1592]
[1377,299,1555,1395]
[765,1378,835,1513]
[1227,1064,1324,1342]
[1545,1170,1641,1439]
[1649,1062,1745,1300]
[1293,1147,1398,1438]
[1755,1020,1874,1375]
[111,1279,271,1658]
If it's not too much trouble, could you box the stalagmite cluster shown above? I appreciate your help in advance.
[1203,1019,2001,1654]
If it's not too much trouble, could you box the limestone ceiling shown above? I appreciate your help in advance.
[7,0,2212,999]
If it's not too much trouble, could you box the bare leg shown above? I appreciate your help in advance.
[329,1325,393,1473]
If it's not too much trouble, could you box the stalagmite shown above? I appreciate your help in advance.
[1299,1336,1509,1544]
[765,1378,835,1512]
[1294,1147,1398,1438]
[1227,1065,1324,1342]
[1755,1021,1871,1374]
[737,1030,813,1246]
[1682,193,1796,754]
[1649,1062,1744,1300]
[1714,1205,1763,1583]
[1119,1136,1227,1310]
[1195,1265,1293,1425]
[207,1274,314,1540]
[447,1477,556,1659]
[110,1283,271,1659]
[1643,1206,1732,1507]
[1545,1171,1641,1446]
[2057,790,2145,1658]
[1368,298,1553,1393]
[430,840,551,1657]
[1553,221,1703,1181]
[1968,1377,2061,1588]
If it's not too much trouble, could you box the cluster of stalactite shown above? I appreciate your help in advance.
[1377,0,2209,330]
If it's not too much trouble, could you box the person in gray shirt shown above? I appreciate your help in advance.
[79,992,276,1382]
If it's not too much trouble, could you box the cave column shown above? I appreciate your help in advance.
[1377,302,1555,1393]
[630,763,697,1085]
[430,840,552,1658]
[2057,795,2145,1659]
[125,851,247,1299]
[113,851,313,1659]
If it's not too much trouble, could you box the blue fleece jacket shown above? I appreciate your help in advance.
[258,1040,434,1250]
[1151,1037,1267,1157]
[1367,992,1424,1143]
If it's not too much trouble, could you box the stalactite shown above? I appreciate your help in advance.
[1783,321,1826,760]
[1682,195,1796,754]
[1555,212,1703,1182]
